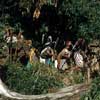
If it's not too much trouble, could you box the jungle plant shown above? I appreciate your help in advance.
[4,62,64,95]
[80,77,100,100]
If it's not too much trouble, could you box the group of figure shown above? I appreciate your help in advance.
[40,36,100,82]
[3,27,100,83]
[40,36,86,70]
[3,27,32,63]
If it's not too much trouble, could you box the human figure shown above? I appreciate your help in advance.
[40,42,54,67]
[3,27,10,40]
[44,35,52,46]
[14,30,24,61]
[73,38,92,83]
[17,30,24,43]
[72,38,86,51]
[57,40,72,71]
[29,48,39,63]
[6,28,18,62]
[33,7,40,19]
[26,48,39,69]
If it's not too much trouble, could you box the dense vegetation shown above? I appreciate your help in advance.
[2,61,86,95]
[80,77,100,100]
[4,62,64,95]
[0,0,100,49]
[0,0,100,97]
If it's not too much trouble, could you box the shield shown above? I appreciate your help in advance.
[74,52,84,68]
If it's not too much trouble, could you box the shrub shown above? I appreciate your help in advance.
[72,71,85,84]
[80,77,100,100]
[4,62,64,95]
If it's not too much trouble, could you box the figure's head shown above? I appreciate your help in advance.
[47,36,52,43]
[65,40,72,50]
[66,40,71,46]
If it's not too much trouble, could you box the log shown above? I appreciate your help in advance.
[0,78,89,100]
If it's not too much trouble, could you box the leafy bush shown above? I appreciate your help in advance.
[59,0,100,41]
[72,71,84,84]
[4,62,64,95]
[80,77,100,100]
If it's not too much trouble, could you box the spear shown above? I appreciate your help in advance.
[54,37,59,50]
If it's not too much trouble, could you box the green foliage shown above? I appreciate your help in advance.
[59,0,100,41]
[40,24,48,33]
[19,0,32,10]
[4,62,64,95]
[72,71,84,84]
[0,0,99,45]
[80,77,100,100]
[65,70,85,84]
[0,22,7,43]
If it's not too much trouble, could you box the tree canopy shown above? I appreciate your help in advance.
[0,0,100,46]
